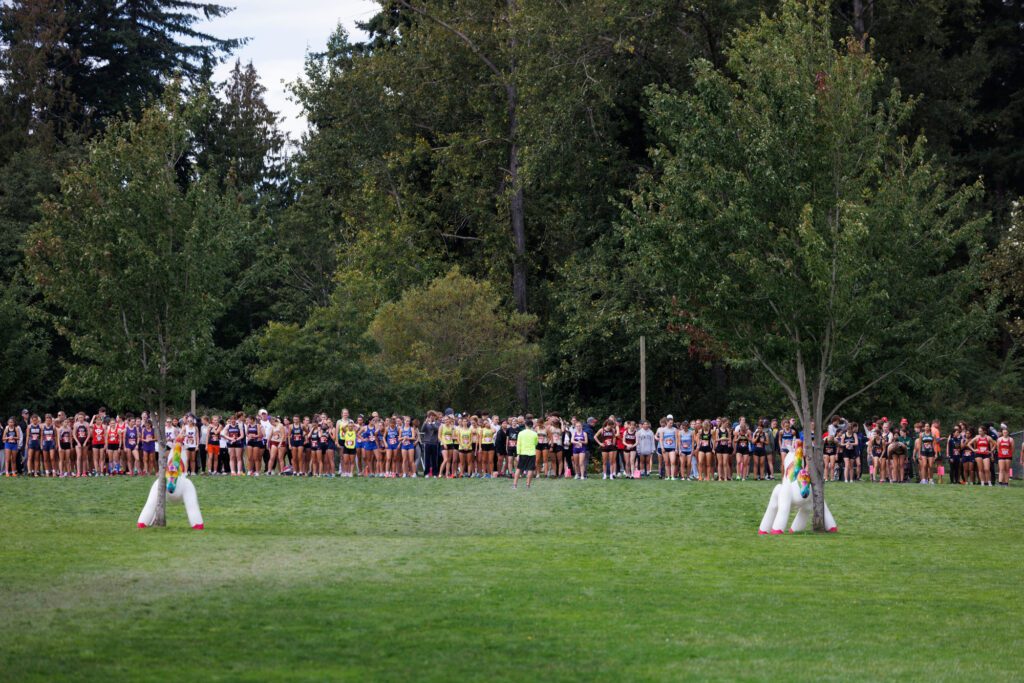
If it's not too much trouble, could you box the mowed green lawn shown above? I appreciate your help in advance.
[1,475,1021,682]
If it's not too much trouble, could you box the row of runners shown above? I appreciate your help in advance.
[1,409,1020,485]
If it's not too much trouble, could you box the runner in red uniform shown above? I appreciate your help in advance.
[968,427,994,487]
[996,427,1014,486]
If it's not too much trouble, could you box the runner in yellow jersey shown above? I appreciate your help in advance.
[513,418,539,489]
[479,418,495,478]
[456,417,473,477]
[439,415,455,478]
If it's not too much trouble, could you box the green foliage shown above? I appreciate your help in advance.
[255,282,383,416]
[24,86,252,412]
[367,268,539,412]
[625,0,986,427]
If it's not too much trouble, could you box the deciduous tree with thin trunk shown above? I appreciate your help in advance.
[624,0,986,529]
[25,86,249,526]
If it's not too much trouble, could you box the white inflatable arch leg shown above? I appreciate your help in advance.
[137,479,162,527]
[790,504,811,532]
[823,500,837,532]
[179,478,204,528]
[771,487,792,534]
[759,485,781,534]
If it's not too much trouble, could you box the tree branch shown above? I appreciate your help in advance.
[395,1,505,81]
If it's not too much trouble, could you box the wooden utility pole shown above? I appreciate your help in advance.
[640,336,646,422]
[190,390,196,416]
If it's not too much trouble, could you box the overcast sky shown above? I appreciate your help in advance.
[208,0,379,139]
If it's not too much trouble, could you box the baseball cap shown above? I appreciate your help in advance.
[666,414,674,420]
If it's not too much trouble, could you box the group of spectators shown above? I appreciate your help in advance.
[1,406,1019,486]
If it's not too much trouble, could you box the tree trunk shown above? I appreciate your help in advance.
[506,2,528,411]
[152,399,168,527]
[796,405,827,532]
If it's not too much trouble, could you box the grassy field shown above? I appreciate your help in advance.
[1,475,1022,682]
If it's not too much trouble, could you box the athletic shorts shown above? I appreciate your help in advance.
[625,447,637,453]
[961,454,975,463]
[125,442,138,451]
[206,444,220,455]
[386,442,399,450]
[517,455,536,471]
[42,441,55,451]
[753,447,766,457]
[458,447,472,454]
[4,443,18,451]
[107,443,120,451]
[715,445,731,454]
[344,446,356,455]
[229,440,244,449]
[290,439,304,448]
[998,455,1012,460]
[247,439,263,448]
[921,451,935,459]
[572,446,587,454]
[142,443,156,453]
[537,443,548,451]
[401,444,414,451]
[601,445,616,453]
[363,444,376,452]
[842,449,855,458]
[660,447,673,453]
[28,440,40,450]
[481,444,494,452]
[321,442,333,452]
[551,444,562,453]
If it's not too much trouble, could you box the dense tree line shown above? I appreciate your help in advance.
[3,0,1024,426]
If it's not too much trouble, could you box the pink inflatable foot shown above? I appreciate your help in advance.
[788,529,795,533]
[757,530,768,535]
[770,529,783,535]
[137,522,147,528]
[192,523,204,530]
[827,526,838,533]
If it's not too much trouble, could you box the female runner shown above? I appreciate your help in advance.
[438,415,455,478]
[384,417,400,477]
[25,414,41,476]
[124,416,140,476]
[820,430,838,482]
[548,417,563,478]
[678,420,694,480]
[362,418,380,476]
[868,427,886,483]
[734,423,751,481]
[996,426,1013,486]
[968,426,993,486]
[840,423,858,483]
[322,415,337,477]
[288,415,305,476]
[598,419,617,479]
[223,415,242,476]
[41,414,57,477]
[206,415,222,475]
[141,419,157,474]
[656,419,675,480]
[89,416,106,476]
[342,418,357,477]
[713,419,732,482]
[916,425,938,484]
[570,419,588,479]
[266,416,286,475]
[3,417,20,476]
[72,414,89,477]
[309,421,325,476]
[696,420,713,481]
[244,415,262,476]
[400,416,417,477]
